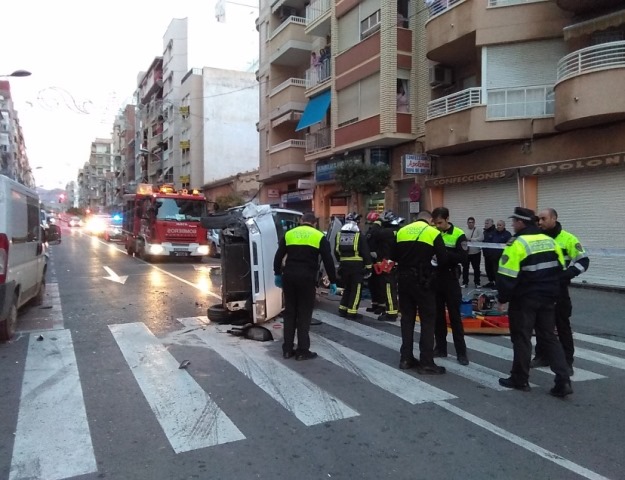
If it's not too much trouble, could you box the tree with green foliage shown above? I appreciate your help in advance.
[334,162,391,195]
[215,193,245,211]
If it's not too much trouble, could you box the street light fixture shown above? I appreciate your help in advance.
[0,69,32,78]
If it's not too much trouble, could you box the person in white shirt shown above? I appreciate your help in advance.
[462,216,483,288]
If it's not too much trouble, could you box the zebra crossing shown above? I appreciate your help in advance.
[7,293,624,480]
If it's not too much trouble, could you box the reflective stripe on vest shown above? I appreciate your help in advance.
[396,222,439,246]
[285,225,324,248]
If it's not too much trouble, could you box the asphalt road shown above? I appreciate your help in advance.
[1,225,624,480]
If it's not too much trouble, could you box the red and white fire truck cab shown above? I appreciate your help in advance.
[122,183,210,261]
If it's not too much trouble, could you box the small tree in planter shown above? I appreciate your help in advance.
[334,162,391,211]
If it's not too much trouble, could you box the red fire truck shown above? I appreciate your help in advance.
[122,183,210,262]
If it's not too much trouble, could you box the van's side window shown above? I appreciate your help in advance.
[27,198,40,243]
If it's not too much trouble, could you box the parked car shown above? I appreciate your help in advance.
[103,215,124,242]
[207,229,221,257]
[0,175,47,341]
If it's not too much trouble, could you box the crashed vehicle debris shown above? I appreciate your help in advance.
[201,204,302,325]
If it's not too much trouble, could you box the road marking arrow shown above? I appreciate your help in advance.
[103,266,128,284]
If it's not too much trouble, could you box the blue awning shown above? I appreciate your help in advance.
[295,91,331,132]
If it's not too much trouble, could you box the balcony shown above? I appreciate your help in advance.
[305,0,331,37]
[427,88,483,120]
[269,78,307,120]
[305,127,331,154]
[269,16,312,66]
[556,0,622,13]
[305,58,331,90]
[554,41,625,130]
[260,139,311,181]
[426,0,566,65]
[486,85,554,120]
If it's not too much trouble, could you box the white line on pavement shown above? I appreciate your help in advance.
[10,330,97,480]
[436,401,610,480]
[573,332,625,352]
[310,333,456,404]
[179,317,359,426]
[313,310,517,391]
[109,322,245,453]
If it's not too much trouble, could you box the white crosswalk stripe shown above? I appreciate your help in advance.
[109,322,246,453]
[178,317,359,426]
[573,332,625,352]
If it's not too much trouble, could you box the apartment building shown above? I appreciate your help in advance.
[424,0,625,288]
[0,81,33,188]
[257,0,431,224]
[77,138,114,212]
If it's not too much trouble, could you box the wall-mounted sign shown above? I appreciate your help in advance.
[281,189,314,203]
[267,188,280,198]
[297,179,313,190]
[403,154,431,175]
[519,152,625,176]
[425,168,516,187]
[315,154,364,183]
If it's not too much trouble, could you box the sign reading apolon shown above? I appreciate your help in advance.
[519,152,625,176]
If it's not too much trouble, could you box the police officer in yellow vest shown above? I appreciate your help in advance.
[274,212,338,361]
[496,207,573,397]
[392,210,449,374]
[533,207,590,375]
[336,213,372,320]
[431,207,470,366]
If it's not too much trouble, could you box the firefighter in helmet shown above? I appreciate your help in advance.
[368,211,401,322]
[365,211,385,314]
[336,212,372,319]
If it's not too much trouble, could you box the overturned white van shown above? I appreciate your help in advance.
[0,175,47,341]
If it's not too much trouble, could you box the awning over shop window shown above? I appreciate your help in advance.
[563,9,625,40]
[295,91,331,132]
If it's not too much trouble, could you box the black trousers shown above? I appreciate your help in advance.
[282,272,317,354]
[378,270,399,315]
[368,271,386,308]
[398,272,437,364]
[484,254,499,283]
[462,252,482,285]
[535,289,575,366]
[508,297,570,385]
[434,274,467,356]
[338,263,364,315]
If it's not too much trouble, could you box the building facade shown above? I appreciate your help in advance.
[0,81,33,188]
[424,0,625,288]
[77,138,114,212]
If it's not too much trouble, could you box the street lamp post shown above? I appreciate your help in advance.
[0,70,32,78]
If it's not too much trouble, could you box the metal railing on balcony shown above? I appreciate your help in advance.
[488,0,547,7]
[270,16,306,40]
[427,88,482,119]
[557,40,625,82]
[487,85,554,119]
[305,127,331,154]
[305,59,332,89]
[427,0,465,18]
[306,0,331,25]
[270,78,306,97]
[269,139,306,153]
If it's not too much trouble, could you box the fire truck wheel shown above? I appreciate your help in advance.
[207,304,232,323]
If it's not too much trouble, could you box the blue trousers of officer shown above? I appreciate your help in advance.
[508,296,570,385]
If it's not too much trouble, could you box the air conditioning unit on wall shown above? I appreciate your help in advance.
[429,65,453,88]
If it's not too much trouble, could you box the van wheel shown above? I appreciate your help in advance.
[33,275,46,306]
[0,299,18,342]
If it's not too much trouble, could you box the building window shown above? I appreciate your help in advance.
[396,79,409,113]
[360,10,381,40]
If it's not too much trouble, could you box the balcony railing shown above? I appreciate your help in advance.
[305,59,332,88]
[427,0,465,18]
[557,40,625,82]
[488,0,547,6]
[269,139,306,154]
[305,127,331,154]
[270,16,306,40]
[270,77,306,97]
[306,0,330,25]
[427,88,482,119]
[487,85,554,119]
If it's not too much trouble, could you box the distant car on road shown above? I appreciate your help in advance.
[207,229,221,258]
[69,216,82,227]
[103,215,124,242]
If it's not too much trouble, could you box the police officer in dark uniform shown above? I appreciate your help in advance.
[369,211,401,322]
[431,207,470,366]
[336,213,372,320]
[497,207,572,397]
[274,212,337,361]
[392,210,449,374]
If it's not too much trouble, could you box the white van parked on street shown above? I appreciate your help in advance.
[0,175,47,341]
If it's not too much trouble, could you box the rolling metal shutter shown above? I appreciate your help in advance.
[441,179,519,231]
[537,169,625,289]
